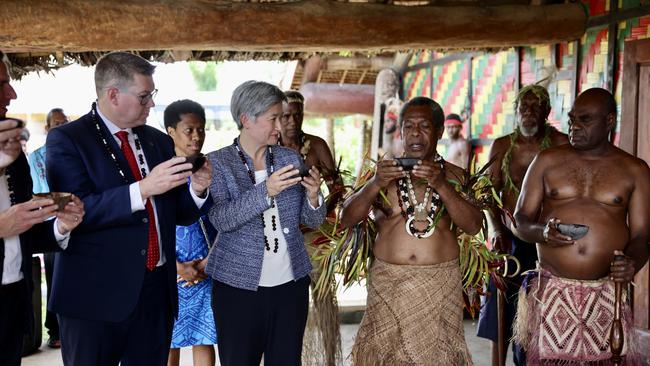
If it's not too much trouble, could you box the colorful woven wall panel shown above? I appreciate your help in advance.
[620,0,642,9]
[520,45,552,86]
[407,51,432,67]
[432,59,470,129]
[579,26,609,92]
[470,51,518,141]
[403,67,431,100]
[582,0,610,16]
[520,44,575,131]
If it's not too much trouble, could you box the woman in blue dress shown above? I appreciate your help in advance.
[165,100,217,366]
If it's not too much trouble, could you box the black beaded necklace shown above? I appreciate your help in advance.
[233,138,279,253]
[91,102,148,182]
[2,168,18,206]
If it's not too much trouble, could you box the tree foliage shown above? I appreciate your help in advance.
[188,61,218,91]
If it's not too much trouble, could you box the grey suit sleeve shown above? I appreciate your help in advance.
[300,191,326,229]
[207,158,271,233]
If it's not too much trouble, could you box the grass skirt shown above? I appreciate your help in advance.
[351,258,473,366]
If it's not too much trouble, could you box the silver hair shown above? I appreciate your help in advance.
[230,80,286,130]
[94,52,156,97]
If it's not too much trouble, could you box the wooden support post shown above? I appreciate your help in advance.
[606,1,619,92]
[467,56,474,142]
[326,118,335,159]
[571,39,581,104]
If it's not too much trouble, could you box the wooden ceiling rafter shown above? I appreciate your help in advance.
[0,1,586,52]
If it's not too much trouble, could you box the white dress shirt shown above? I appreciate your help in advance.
[96,107,208,267]
[1,172,69,285]
[254,169,323,287]
[255,170,295,287]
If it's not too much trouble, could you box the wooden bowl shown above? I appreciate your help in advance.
[33,192,72,211]
[556,223,589,240]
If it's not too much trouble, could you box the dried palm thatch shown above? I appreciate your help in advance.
[4,50,322,80]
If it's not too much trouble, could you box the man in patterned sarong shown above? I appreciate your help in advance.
[340,97,483,365]
[513,88,650,365]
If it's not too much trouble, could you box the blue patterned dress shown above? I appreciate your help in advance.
[170,216,218,348]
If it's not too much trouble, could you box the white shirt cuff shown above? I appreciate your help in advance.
[307,193,323,210]
[53,218,71,249]
[130,182,146,213]
[190,185,209,209]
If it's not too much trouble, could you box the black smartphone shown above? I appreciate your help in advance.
[291,164,311,178]
[394,157,419,171]
[185,154,206,173]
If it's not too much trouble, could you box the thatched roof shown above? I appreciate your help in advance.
[1,0,586,77]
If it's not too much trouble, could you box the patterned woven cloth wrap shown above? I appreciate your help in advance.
[351,258,473,366]
[513,266,640,365]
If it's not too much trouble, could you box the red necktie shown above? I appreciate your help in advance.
[115,131,160,270]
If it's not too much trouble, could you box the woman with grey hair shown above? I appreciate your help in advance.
[205,80,326,366]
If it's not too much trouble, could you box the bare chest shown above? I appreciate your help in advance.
[507,145,541,183]
[545,162,632,206]
[447,141,466,156]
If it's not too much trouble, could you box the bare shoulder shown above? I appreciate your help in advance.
[550,129,569,146]
[489,134,511,158]
[305,134,329,150]
[612,147,650,179]
[489,134,512,156]
[532,144,572,166]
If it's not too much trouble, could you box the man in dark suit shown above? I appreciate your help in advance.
[45,52,213,366]
[0,53,84,366]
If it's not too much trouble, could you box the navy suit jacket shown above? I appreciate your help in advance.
[45,111,210,322]
[0,153,58,334]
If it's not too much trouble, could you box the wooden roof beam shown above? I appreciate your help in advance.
[0,0,586,52]
[300,82,374,115]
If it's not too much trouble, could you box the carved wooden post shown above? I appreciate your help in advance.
[326,117,335,159]
[371,69,400,159]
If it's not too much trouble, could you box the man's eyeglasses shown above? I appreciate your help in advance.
[133,89,157,106]
[114,88,158,106]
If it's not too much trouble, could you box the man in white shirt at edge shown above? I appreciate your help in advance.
[0,51,85,366]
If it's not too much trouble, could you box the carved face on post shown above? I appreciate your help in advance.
[384,97,403,134]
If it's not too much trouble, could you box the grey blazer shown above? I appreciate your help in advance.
[205,142,326,290]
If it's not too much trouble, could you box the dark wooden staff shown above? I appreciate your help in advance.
[610,254,626,365]
[495,255,520,366]
[497,289,506,366]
